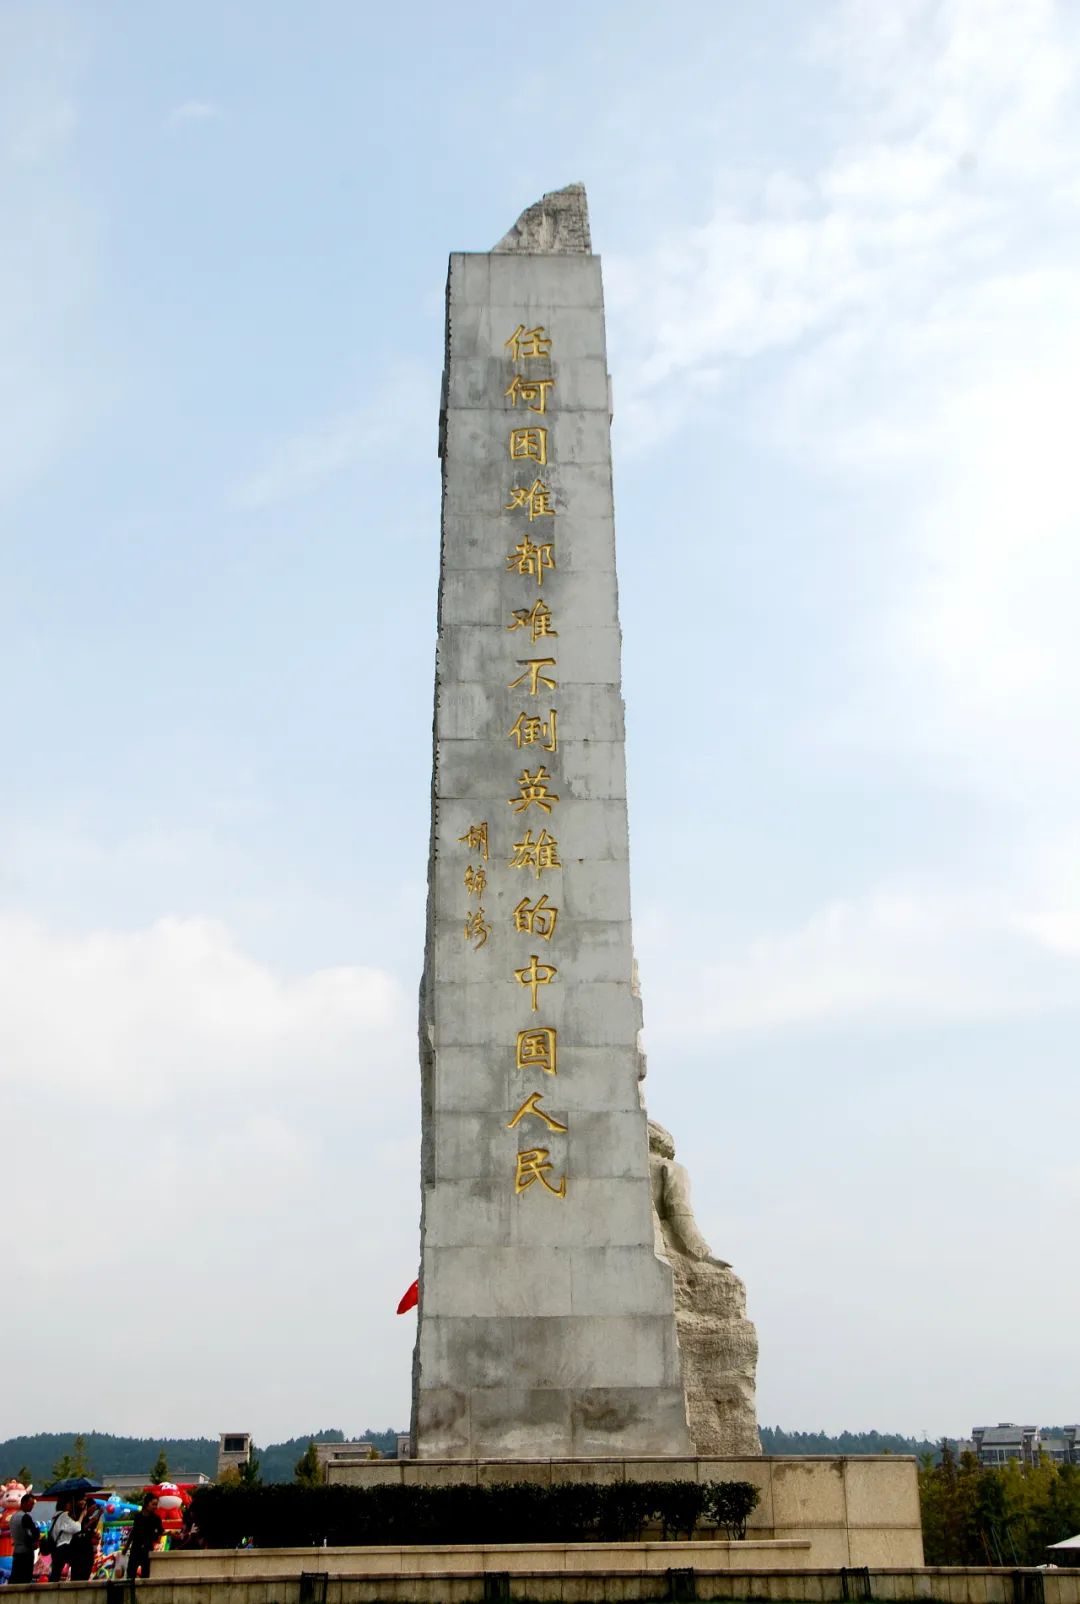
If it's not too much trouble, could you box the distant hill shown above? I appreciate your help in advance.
[0,1429,401,1489]
[19,1425,1049,1485]
[0,1434,217,1488]
[760,1428,945,1458]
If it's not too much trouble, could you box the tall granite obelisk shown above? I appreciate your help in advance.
[413,185,692,1458]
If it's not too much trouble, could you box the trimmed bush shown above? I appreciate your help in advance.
[656,1480,708,1540]
[703,1480,760,1540]
[188,1479,760,1548]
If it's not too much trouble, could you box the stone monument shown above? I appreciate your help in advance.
[412,183,754,1460]
[323,192,921,1571]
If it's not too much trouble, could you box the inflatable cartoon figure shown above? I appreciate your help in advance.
[147,1483,190,1538]
[0,1480,32,1584]
[93,1495,139,1578]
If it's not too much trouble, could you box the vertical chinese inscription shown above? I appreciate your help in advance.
[503,323,565,1198]
[457,822,490,950]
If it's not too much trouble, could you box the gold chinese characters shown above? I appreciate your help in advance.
[508,711,557,753]
[516,1026,556,1076]
[502,320,568,1202]
[505,325,552,362]
[513,894,557,940]
[505,480,555,522]
[507,1092,567,1134]
[457,822,491,955]
[509,426,547,466]
[508,600,557,642]
[506,534,555,585]
[458,822,489,861]
[508,658,557,695]
[509,827,561,878]
[515,952,557,1011]
[508,766,560,815]
[514,1148,566,1197]
[506,375,554,414]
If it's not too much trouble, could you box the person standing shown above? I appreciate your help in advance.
[48,1496,84,1583]
[126,1493,163,1581]
[9,1493,40,1585]
[68,1497,101,1582]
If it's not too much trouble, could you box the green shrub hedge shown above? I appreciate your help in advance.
[189,1479,760,1548]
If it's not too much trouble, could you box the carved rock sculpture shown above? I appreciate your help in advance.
[649,1120,762,1456]
[493,182,592,255]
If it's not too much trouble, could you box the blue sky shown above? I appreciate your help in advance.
[4,0,1079,1442]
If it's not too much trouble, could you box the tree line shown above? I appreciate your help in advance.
[0,1429,399,1489]
[4,1426,974,1485]
[920,1445,1080,1566]
[760,1427,943,1457]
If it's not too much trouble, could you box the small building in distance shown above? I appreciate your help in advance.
[1040,1427,1080,1465]
[315,1441,387,1478]
[973,1424,1040,1466]
[216,1432,252,1479]
[971,1424,1079,1467]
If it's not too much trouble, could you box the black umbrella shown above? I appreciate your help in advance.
[42,1477,102,1497]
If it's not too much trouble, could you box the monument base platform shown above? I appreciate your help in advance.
[154,1539,813,1580]
[10,1567,1080,1604]
[319,1453,923,1569]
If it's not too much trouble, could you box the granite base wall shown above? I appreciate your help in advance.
[320,1454,924,1569]
[152,1540,810,1579]
[5,1567,1078,1604]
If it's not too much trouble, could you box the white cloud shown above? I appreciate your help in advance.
[232,365,432,508]
[1,912,419,1436]
[611,0,1080,1046]
[607,0,1080,461]
[644,877,1080,1040]
[167,99,221,127]
[0,912,405,1094]
[1015,830,1080,958]
[814,0,1075,180]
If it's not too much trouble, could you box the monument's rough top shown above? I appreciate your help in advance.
[493,182,592,255]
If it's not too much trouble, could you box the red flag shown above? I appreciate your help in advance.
[396,1278,419,1314]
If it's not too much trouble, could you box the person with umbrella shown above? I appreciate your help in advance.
[42,1478,102,1584]
[69,1496,102,1582]
[47,1496,85,1582]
